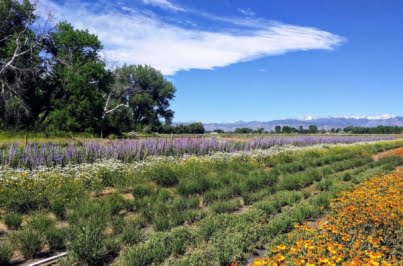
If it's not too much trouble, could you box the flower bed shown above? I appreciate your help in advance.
[251,169,403,265]
[0,135,395,168]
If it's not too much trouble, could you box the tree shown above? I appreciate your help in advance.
[234,128,253,134]
[256,128,264,134]
[187,122,205,134]
[281,126,292,134]
[274,125,281,134]
[110,64,175,132]
[0,0,47,128]
[43,22,113,132]
[309,125,318,134]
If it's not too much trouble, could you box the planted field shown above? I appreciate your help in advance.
[0,135,395,168]
[0,140,402,265]
[251,169,402,265]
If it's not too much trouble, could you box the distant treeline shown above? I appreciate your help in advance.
[343,126,403,134]
[231,125,320,134]
[156,123,205,134]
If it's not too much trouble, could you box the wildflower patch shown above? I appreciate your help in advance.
[252,169,403,265]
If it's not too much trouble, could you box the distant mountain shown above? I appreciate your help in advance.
[200,115,403,132]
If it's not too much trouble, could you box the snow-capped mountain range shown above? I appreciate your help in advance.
[297,114,397,121]
[199,114,403,132]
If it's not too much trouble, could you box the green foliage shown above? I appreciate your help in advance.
[118,227,194,266]
[255,191,303,215]
[3,212,22,230]
[122,220,144,245]
[316,178,334,191]
[0,2,176,133]
[110,64,176,132]
[210,199,241,214]
[11,228,43,259]
[234,127,254,134]
[132,184,154,198]
[46,227,66,252]
[147,163,180,186]
[344,125,403,134]
[309,125,318,133]
[103,193,128,215]
[177,177,211,196]
[0,0,43,128]
[69,221,112,264]
[45,22,112,132]
[26,212,55,234]
[0,241,13,265]
[159,122,205,134]
[50,199,66,220]
[342,173,352,181]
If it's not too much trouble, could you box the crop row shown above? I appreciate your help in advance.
[0,135,395,168]
[251,168,402,265]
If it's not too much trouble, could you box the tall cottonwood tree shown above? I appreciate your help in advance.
[43,22,113,132]
[0,0,47,128]
[106,64,176,132]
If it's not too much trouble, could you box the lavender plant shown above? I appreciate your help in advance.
[0,136,394,168]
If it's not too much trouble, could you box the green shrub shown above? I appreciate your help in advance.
[118,233,170,266]
[122,221,143,245]
[168,227,194,256]
[182,209,206,224]
[96,167,116,187]
[111,216,125,235]
[152,214,171,231]
[26,212,55,234]
[68,200,110,229]
[177,177,211,196]
[255,200,277,215]
[310,193,331,209]
[316,179,333,191]
[104,193,127,215]
[210,199,241,214]
[343,173,352,181]
[50,199,66,220]
[171,196,199,211]
[11,228,43,259]
[302,190,311,199]
[4,213,22,230]
[0,242,13,265]
[147,164,179,186]
[132,184,153,198]
[46,227,66,252]
[118,228,194,266]
[69,222,110,265]
[255,191,302,215]
[2,186,47,213]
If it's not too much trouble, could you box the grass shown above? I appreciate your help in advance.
[3,213,22,230]
[0,139,402,264]
[0,241,13,265]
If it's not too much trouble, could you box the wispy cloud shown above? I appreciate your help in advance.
[35,0,345,75]
[141,0,184,12]
[237,8,255,16]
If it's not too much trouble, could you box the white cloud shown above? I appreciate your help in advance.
[35,0,345,75]
[237,8,255,16]
[141,0,184,12]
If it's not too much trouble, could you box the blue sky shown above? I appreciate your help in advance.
[36,0,403,122]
